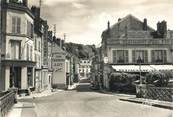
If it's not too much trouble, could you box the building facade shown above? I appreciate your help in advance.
[79,59,92,78]
[52,40,67,89]
[101,14,173,89]
[0,0,35,91]
[47,31,53,89]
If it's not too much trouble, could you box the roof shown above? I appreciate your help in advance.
[102,14,155,39]
[111,14,154,31]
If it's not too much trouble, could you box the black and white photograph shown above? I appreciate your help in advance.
[0,0,173,117]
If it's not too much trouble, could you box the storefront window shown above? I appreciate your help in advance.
[132,50,148,63]
[151,50,167,63]
[113,50,128,64]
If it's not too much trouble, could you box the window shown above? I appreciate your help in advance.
[132,50,148,63]
[27,44,29,60]
[30,46,32,61]
[38,41,41,52]
[27,21,33,38]
[12,17,21,34]
[35,39,37,50]
[11,41,21,59]
[113,50,128,64]
[151,50,167,63]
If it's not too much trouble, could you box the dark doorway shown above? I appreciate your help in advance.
[10,67,21,88]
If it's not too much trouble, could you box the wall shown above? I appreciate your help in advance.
[1,7,35,91]
[52,44,66,89]
[5,9,34,61]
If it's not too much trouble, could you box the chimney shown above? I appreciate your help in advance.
[31,6,40,18]
[23,0,28,7]
[143,18,147,30]
[162,20,167,34]
[157,21,167,38]
[107,21,110,30]
[157,21,161,34]
[118,18,121,22]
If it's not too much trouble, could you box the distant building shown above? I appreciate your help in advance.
[79,60,92,78]
[101,14,173,89]
[0,0,35,91]
[52,39,67,89]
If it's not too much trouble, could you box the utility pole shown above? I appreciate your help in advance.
[63,33,66,43]
[53,24,56,37]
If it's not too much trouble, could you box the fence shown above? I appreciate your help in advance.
[0,90,16,117]
[136,85,173,102]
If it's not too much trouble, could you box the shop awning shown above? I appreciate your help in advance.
[112,65,173,72]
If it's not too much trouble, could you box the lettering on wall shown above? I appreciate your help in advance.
[52,52,65,72]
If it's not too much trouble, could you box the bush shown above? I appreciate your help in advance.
[146,71,170,87]
[109,72,137,93]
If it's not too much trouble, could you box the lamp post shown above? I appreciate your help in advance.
[137,56,142,85]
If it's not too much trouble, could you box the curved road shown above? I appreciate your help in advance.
[19,81,172,117]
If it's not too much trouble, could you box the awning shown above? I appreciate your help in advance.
[112,65,173,72]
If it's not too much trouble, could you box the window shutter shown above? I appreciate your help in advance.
[17,17,21,34]
[144,50,148,63]
[12,17,16,33]
[132,50,135,63]
[31,24,33,38]
[151,50,155,63]
[125,50,128,63]
[113,50,116,63]
[163,50,167,63]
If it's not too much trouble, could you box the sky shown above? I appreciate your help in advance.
[29,0,173,46]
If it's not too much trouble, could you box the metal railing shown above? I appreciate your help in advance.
[0,90,16,117]
[136,85,173,102]
[107,39,172,45]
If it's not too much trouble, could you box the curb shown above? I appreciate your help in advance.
[120,98,173,110]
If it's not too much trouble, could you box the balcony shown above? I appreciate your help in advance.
[2,0,34,19]
[1,59,36,67]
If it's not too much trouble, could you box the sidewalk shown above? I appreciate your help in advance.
[7,102,36,117]
[99,89,173,110]
[17,89,62,100]
[120,98,173,110]
[99,89,136,99]
[7,89,62,117]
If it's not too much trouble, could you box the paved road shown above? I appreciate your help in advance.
[19,83,172,117]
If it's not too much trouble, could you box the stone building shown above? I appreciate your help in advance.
[79,59,92,78]
[0,0,35,91]
[47,31,53,89]
[101,14,173,89]
[31,6,51,91]
[52,38,67,89]
[31,6,43,92]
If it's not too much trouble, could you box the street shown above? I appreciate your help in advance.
[17,80,172,117]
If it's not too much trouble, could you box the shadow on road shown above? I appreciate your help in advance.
[75,83,95,92]
[75,78,95,92]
